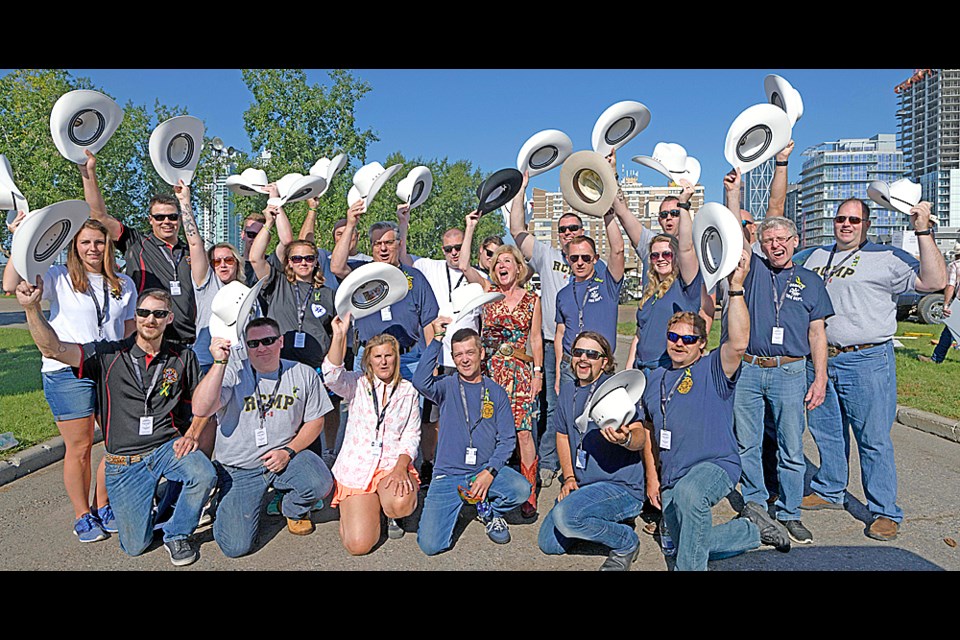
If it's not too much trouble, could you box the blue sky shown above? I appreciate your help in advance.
[14,68,915,201]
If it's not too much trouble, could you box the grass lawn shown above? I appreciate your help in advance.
[0,328,57,459]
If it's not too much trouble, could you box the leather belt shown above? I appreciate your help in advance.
[827,342,884,358]
[496,344,533,363]
[104,453,144,466]
[742,353,804,368]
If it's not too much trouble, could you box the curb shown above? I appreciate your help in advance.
[895,405,960,443]
[0,428,102,488]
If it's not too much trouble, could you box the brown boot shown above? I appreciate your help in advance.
[866,516,900,541]
[520,457,539,519]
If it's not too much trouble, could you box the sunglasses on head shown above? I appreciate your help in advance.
[659,209,681,219]
[834,215,863,225]
[246,335,281,349]
[571,347,603,360]
[135,308,170,319]
[213,256,237,266]
[289,254,317,264]
[667,331,701,345]
[442,243,463,254]
[558,224,582,234]
[650,250,674,261]
[567,254,593,264]
[151,213,180,222]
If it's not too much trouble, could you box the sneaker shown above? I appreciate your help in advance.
[866,516,900,541]
[782,519,813,544]
[599,543,640,571]
[266,492,282,516]
[800,493,844,511]
[387,518,405,540]
[740,501,791,552]
[311,499,325,512]
[917,354,938,364]
[96,505,118,534]
[539,468,557,488]
[74,513,108,543]
[420,460,434,488]
[484,516,511,545]
[164,539,198,566]
[287,517,315,536]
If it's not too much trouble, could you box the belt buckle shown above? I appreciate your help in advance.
[498,344,514,357]
[827,346,840,358]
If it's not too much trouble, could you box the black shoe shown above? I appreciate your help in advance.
[740,501,791,553]
[599,543,640,571]
[164,538,198,566]
[782,519,813,544]
[420,460,434,488]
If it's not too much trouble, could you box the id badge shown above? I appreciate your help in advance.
[254,426,268,447]
[169,280,182,296]
[371,439,382,448]
[465,447,477,465]
[771,327,785,345]
[380,306,393,322]
[294,332,306,349]
[139,416,154,436]
[659,429,672,450]
[576,448,587,469]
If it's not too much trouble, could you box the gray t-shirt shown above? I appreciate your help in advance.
[194,268,224,367]
[215,358,333,469]
[529,241,606,342]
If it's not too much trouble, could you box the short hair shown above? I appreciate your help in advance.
[148,194,180,214]
[136,288,173,309]
[567,235,598,256]
[572,330,616,374]
[245,317,281,337]
[837,198,871,219]
[361,333,402,388]
[558,212,583,226]
[333,218,349,234]
[207,242,243,283]
[369,221,399,243]
[480,235,503,249]
[451,327,482,351]
[667,311,708,342]
[661,195,680,208]
[244,212,266,226]
[490,244,529,285]
[757,217,798,240]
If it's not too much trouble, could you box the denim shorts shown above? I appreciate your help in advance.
[42,367,96,421]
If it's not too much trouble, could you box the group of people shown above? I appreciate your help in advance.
[6,136,947,570]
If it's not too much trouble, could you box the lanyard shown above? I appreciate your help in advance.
[130,352,168,416]
[660,366,692,434]
[573,278,593,332]
[446,266,466,302]
[770,266,796,328]
[820,240,866,285]
[370,379,399,444]
[458,375,487,448]
[154,237,185,275]
[253,363,285,430]
[292,281,315,332]
[87,277,110,338]
[572,377,600,436]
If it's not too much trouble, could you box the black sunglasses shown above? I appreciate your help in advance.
[246,335,281,348]
[567,254,593,264]
[667,331,701,345]
[834,215,863,224]
[442,244,463,254]
[484,248,497,258]
[244,230,259,239]
[558,224,582,234]
[151,213,180,222]
[289,254,317,264]
[659,209,681,219]
[136,308,170,319]
[572,347,603,360]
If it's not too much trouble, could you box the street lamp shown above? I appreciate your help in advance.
[208,137,236,246]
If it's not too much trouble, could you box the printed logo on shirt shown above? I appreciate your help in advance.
[481,388,494,419]
[406,275,414,290]
[587,284,603,303]
[677,368,693,394]
[159,368,179,397]
[242,394,297,413]
[311,303,326,318]
[810,265,856,281]
[552,260,572,275]
[785,276,806,302]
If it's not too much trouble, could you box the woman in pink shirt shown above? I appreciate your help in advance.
[322,313,421,555]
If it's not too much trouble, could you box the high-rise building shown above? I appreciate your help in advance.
[799,134,906,247]
[198,163,238,248]
[895,68,960,228]
[739,157,776,222]
[784,183,802,243]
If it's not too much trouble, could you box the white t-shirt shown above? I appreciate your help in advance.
[41,265,137,373]
[412,257,480,367]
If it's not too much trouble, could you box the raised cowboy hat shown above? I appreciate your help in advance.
[574,369,646,434]
[559,150,618,218]
[632,142,702,186]
[149,115,205,186]
[591,100,651,157]
[347,161,403,211]
[764,74,804,127]
[517,129,573,177]
[268,173,327,207]
[0,155,29,227]
[225,168,270,196]
[209,276,267,344]
[450,282,505,322]
[11,200,90,283]
[309,154,347,199]
[724,103,792,175]
[396,165,433,210]
[476,168,523,216]
[49,90,124,165]
[693,202,744,295]
[334,262,409,320]
[867,179,922,216]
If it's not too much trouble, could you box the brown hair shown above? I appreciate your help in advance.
[666,311,708,352]
[67,219,123,297]
[283,240,325,287]
[208,242,243,283]
[148,194,180,214]
[362,333,402,389]
[573,330,616,374]
[639,234,680,309]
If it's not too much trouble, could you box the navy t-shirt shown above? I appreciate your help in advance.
[555,265,623,354]
[634,270,704,368]
[642,350,741,491]
[555,374,646,502]
[351,260,440,350]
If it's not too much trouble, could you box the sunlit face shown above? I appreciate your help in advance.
[834,201,870,249]
[493,251,519,288]
[149,202,180,243]
[759,226,798,269]
[368,343,397,383]
[740,211,757,244]
[135,295,173,341]
[557,214,584,246]
[286,245,317,282]
[212,247,238,283]
[572,336,607,385]
[650,240,674,277]
[451,336,482,381]
[334,224,359,254]
[442,229,464,269]
[666,320,705,368]
[75,228,106,272]
[480,242,499,271]
[658,201,680,235]
[566,239,596,281]
[246,324,283,373]
[371,228,399,265]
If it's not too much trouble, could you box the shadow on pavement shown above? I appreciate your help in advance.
[711,545,945,571]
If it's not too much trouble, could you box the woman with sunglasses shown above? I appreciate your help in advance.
[192,242,248,375]
[459,210,543,518]
[322,314,421,554]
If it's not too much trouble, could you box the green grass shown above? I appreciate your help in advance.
[0,328,57,460]
[892,320,960,420]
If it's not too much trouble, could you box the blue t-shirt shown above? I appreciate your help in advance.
[743,253,834,357]
[413,340,516,477]
[642,350,741,491]
[555,374,646,502]
[317,248,340,293]
[351,261,440,350]
[634,270,704,368]
[555,265,623,354]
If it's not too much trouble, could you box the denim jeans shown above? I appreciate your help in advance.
[537,481,643,555]
[103,439,217,557]
[932,325,955,362]
[733,359,807,521]
[661,461,760,572]
[213,450,333,558]
[805,341,902,522]
[417,466,530,556]
[538,340,559,472]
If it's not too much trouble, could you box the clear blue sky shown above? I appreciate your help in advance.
[11,68,915,202]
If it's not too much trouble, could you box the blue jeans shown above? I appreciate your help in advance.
[932,325,955,362]
[661,462,760,572]
[538,340,559,472]
[538,481,643,555]
[213,450,333,558]
[733,359,807,521]
[805,342,902,522]
[103,439,217,557]
[417,466,530,556]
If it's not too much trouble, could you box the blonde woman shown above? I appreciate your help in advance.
[322,314,421,555]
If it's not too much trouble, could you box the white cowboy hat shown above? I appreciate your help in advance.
[268,173,327,207]
[0,155,29,227]
[867,179,922,216]
[308,154,347,199]
[693,202,744,295]
[559,150,618,218]
[450,282,505,322]
[724,104,792,175]
[591,100,651,157]
[516,129,573,177]
[477,168,523,216]
[225,168,270,196]
[632,142,702,186]
[574,370,646,434]
[764,74,804,127]
[49,90,124,165]
[347,161,403,211]
[396,166,433,210]
[11,200,90,283]
[334,262,409,320]
[149,115,205,186]
[209,277,267,344]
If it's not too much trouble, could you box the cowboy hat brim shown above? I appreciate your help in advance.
[517,129,573,177]
[225,168,269,196]
[0,154,29,214]
[149,115,205,186]
[692,202,744,295]
[11,200,90,283]
[397,166,433,210]
[269,174,327,207]
[334,262,410,320]
[724,104,792,175]
[867,179,922,216]
[209,276,267,344]
[347,163,403,210]
[477,168,523,216]
[49,90,124,165]
[764,74,804,126]
[559,150,618,218]
[452,291,505,322]
[576,369,646,432]
[632,153,702,186]
[591,101,651,157]
[309,154,347,199]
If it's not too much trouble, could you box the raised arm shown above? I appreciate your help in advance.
[249,206,277,281]
[603,206,625,282]
[191,337,231,418]
[78,150,122,242]
[675,179,699,284]
[331,200,364,279]
[17,277,83,368]
[412,319,449,403]
[299,198,318,243]
[458,210,491,290]
[508,171,535,261]
[723,168,752,254]
[175,180,209,287]
[719,248,751,379]
[396,204,414,267]
[265,183,294,248]
[765,140,793,219]
[911,202,948,292]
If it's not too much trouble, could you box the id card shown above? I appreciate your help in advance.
[659,429,672,450]
[294,332,306,349]
[371,439,382,448]
[169,280,182,296]
[465,447,477,465]
[139,416,154,436]
[771,327,785,345]
[254,426,268,447]
[576,448,587,469]
[380,306,393,322]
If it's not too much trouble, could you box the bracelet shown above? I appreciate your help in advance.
[281,446,297,459]
[728,290,745,297]
[213,359,229,365]
[533,365,542,372]
[775,160,788,167]
[563,476,577,484]
[620,431,633,448]
[915,229,933,236]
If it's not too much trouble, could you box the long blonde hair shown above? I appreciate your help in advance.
[638,234,679,309]
[362,333,402,390]
[67,219,122,296]
[283,240,326,287]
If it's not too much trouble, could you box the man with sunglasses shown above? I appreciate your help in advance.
[242,213,267,287]
[793,197,946,541]
[187,318,334,556]
[16,284,216,566]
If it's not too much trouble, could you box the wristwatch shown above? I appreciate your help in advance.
[728,290,745,297]
[281,446,297,459]
[484,465,498,478]
[677,201,691,210]
[915,229,933,236]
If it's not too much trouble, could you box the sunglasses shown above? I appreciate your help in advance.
[151,213,180,222]
[834,215,864,225]
[213,256,237,266]
[568,254,593,264]
[650,250,674,261]
[571,347,603,360]
[741,219,756,227]
[659,209,681,219]
[289,254,317,264]
[667,331,701,345]
[244,230,259,239]
[442,244,463,254]
[246,335,281,349]
[558,224,582,234]
[135,308,170,319]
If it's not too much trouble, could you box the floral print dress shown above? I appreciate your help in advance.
[481,289,539,432]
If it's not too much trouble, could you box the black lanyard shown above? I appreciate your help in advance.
[820,240,866,285]
[446,266,466,302]
[770,265,796,327]
[153,237,185,275]
[370,379,399,444]
[573,278,593,332]
[253,363,285,430]
[87,277,110,338]
[458,375,487,448]
[292,281,315,333]
[130,352,168,416]
[660,365,693,434]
